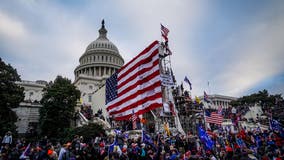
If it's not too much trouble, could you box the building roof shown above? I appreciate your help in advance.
[79,20,123,61]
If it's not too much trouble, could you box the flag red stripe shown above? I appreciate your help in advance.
[206,113,223,125]
[118,70,160,97]
[109,92,162,115]
[118,49,159,82]
[118,41,159,73]
[117,58,159,90]
[114,102,162,120]
[107,80,161,111]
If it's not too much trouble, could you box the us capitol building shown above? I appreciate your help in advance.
[13,21,124,133]
[13,21,236,134]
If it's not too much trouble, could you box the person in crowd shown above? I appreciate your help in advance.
[2,131,12,146]
[58,142,71,160]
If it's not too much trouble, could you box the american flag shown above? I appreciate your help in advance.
[130,110,138,129]
[161,24,169,41]
[106,41,162,120]
[205,111,223,125]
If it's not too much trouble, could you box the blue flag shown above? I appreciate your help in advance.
[108,139,117,153]
[142,130,154,144]
[114,129,121,135]
[142,130,156,150]
[19,143,31,159]
[108,139,122,155]
[198,126,214,150]
[270,119,282,131]
[204,91,210,103]
[184,76,192,90]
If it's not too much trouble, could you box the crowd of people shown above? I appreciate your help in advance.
[1,100,284,160]
[0,122,284,160]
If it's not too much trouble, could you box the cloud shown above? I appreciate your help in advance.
[0,1,98,81]
[112,0,207,61]
[0,11,27,40]
[209,13,284,96]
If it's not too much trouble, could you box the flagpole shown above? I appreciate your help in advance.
[207,81,210,95]
[203,102,208,131]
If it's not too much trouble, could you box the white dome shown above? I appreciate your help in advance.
[79,20,123,61]
[74,20,124,81]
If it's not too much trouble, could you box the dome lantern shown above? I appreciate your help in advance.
[98,19,108,40]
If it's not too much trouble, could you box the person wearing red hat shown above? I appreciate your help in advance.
[47,146,58,160]
[225,144,233,159]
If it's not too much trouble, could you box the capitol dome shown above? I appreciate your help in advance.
[74,20,124,82]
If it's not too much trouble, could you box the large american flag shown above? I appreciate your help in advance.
[106,41,162,120]
[205,112,223,125]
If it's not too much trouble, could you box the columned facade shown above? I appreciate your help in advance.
[200,94,237,109]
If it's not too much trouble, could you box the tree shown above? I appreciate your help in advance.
[0,58,24,136]
[230,89,283,108]
[39,76,80,138]
[63,123,106,143]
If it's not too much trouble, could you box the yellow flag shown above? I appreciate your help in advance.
[80,98,83,104]
[164,122,170,136]
[195,96,201,104]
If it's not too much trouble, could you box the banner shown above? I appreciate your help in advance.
[161,73,174,87]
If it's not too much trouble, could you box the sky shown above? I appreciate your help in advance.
[0,0,284,98]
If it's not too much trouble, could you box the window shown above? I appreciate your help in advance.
[88,95,92,102]
[89,85,93,90]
